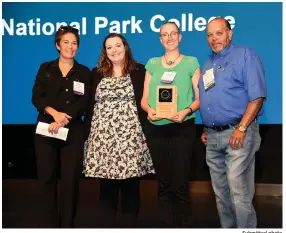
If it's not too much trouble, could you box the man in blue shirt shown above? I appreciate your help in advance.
[199,17,267,228]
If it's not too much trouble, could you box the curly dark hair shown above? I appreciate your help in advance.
[97,33,136,77]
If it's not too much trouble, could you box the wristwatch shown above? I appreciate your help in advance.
[236,124,247,133]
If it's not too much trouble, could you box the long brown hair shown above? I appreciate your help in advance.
[97,33,136,77]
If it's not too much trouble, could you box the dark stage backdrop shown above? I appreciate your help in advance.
[2,124,282,184]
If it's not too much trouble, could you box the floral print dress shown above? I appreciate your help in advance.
[83,75,155,179]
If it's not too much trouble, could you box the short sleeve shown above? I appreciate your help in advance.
[145,58,154,75]
[189,57,200,77]
[243,48,267,101]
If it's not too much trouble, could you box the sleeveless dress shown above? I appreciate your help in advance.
[83,75,155,179]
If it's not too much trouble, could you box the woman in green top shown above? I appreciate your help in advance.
[141,22,201,227]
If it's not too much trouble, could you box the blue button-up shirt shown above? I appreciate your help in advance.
[198,43,267,127]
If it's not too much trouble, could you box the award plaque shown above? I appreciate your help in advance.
[156,86,178,118]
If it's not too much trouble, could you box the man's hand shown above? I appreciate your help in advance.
[229,128,246,150]
[201,131,207,144]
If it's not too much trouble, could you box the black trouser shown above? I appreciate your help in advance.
[144,119,196,227]
[34,133,84,228]
[98,178,140,227]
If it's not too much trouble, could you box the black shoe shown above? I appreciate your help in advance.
[120,213,137,228]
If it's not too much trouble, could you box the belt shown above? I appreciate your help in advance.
[208,119,241,132]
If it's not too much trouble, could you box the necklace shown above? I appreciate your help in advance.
[164,54,181,66]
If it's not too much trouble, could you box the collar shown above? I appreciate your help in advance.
[51,58,79,71]
[209,43,233,60]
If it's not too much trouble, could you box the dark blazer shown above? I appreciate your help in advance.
[32,58,91,142]
[32,58,91,124]
[84,62,148,139]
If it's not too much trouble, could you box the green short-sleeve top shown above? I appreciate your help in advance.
[145,55,200,125]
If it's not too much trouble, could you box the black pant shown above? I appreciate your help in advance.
[98,178,140,227]
[34,134,84,228]
[144,119,196,227]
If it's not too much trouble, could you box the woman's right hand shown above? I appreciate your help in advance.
[147,108,162,121]
[53,112,72,126]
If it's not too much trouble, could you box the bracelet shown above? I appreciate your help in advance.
[185,107,193,115]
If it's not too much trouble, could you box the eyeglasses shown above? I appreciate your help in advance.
[59,25,79,33]
[160,31,179,39]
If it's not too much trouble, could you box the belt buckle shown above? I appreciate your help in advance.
[213,125,223,131]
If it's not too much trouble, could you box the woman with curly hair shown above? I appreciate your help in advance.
[83,33,155,227]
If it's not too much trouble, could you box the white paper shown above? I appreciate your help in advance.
[36,122,69,141]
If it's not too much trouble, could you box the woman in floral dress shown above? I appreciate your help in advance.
[83,33,155,227]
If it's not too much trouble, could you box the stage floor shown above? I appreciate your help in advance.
[3,179,282,228]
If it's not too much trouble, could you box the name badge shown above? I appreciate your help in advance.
[161,71,176,84]
[73,81,84,95]
[203,68,215,91]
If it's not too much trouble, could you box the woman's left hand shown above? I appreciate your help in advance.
[167,109,190,123]
[48,122,62,134]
